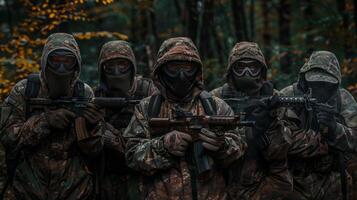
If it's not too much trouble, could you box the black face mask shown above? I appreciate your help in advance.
[307,81,338,104]
[231,60,263,95]
[160,65,198,100]
[46,50,76,99]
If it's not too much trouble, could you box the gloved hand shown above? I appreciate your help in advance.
[45,108,76,129]
[103,130,125,153]
[199,128,225,152]
[246,95,280,133]
[163,130,192,157]
[316,109,337,136]
[82,103,104,126]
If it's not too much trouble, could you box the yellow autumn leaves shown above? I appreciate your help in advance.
[0,0,126,100]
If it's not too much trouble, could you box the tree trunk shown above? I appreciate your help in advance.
[278,0,291,74]
[231,0,248,41]
[337,0,352,58]
[261,0,271,64]
[354,0,357,40]
[198,0,214,59]
[184,0,199,41]
[302,0,314,55]
[249,0,255,40]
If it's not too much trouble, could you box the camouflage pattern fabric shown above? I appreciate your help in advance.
[280,50,357,200]
[95,40,158,200]
[211,42,294,200]
[0,33,103,200]
[124,37,246,200]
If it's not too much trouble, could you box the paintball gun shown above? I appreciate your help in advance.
[148,109,254,176]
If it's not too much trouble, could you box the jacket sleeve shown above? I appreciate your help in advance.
[1,80,51,153]
[322,89,357,152]
[212,97,246,167]
[123,97,175,175]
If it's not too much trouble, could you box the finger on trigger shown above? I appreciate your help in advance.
[202,142,219,151]
[199,133,218,145]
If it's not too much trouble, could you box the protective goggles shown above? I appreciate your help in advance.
[48,51,77,71]
[232,60,262,77]
[103,59,132,75]
[164,62,198,77]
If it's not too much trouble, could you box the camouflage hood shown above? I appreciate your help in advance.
[298,51,341,84]
[153,37,204,99]
[98,40,137,96]
[40,33,81,93]
[226,42,267,83]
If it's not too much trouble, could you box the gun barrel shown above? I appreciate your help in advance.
[93,97,140,108]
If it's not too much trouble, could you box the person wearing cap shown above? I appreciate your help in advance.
[210,42,294,199]
[280,51,357,199]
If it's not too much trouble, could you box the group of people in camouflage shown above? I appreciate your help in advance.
[0,32,356,200]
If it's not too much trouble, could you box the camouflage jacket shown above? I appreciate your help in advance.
[280,51,357,200]
[0,33,103,200]
[211,42,294,200]
[124,37,246,200]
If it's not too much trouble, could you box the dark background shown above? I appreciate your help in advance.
[0,0,357,98]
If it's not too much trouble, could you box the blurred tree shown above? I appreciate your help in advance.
[0,0,126,99]
[278,0,292,74]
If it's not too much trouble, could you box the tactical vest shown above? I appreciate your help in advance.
[220,81,274,114]
[292,82,348,200]
[2,73,85,198]
[148,90,217,118]
[147,90,217,200]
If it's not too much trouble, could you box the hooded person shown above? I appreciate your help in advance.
[0,33,104,200]
[280,51,357,200]
[94,40,157,200]
[123,37,246,200]
[210,42,295,199]
[210,41,272,99]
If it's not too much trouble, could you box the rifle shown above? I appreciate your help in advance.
[27,97,141,115]
[148,110,254,176]
[224,95,338,117]
[27,97,141,141]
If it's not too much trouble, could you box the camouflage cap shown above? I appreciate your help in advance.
[300,51,341,84]
[305,70,338,84]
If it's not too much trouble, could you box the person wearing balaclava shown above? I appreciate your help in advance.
[94,40,157,200]
[280,51,357,200]
[0,33,104,200]
[124,37,246,200]
[210,42,295,199]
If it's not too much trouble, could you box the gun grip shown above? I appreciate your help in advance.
[193,141,212,176]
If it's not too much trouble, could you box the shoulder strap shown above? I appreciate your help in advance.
[24,73,41,119]
[25,73,41,98]
[199,91,217,116]
[337,89,342,114]
[221,84,232,99]
[293,82,303,96]
[73,80,85,98]
[148,94,164,118]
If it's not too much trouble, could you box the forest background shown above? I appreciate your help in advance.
[0,0,357,99]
